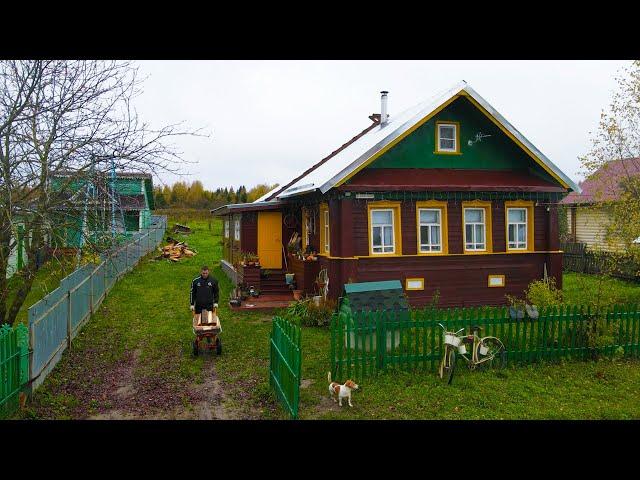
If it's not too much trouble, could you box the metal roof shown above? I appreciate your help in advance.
[344,280,403,294]
[561,157,639,205]
[211,200,281,216]
[253,186,282,203]
[276,81,580,199]
[341,280,409,314]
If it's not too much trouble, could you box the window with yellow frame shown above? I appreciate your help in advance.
[435,121,461,154]
[416,200,448,254]
[367,201,402,256]
[319,203,330,255]
[505,200,534,252]
[462,200,492,253]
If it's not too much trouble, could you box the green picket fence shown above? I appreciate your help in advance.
[0,323,29,418]
[269,316,301,419]
[330,305,640,380]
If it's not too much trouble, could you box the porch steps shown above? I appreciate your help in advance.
[259,270,290,295]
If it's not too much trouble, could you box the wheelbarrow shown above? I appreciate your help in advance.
[192,307,222,356]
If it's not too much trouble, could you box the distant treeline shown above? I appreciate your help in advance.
[153,181,279,209]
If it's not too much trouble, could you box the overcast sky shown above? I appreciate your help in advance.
[135,60,630,191]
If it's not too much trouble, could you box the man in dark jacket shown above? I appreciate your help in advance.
[190,265,219,313]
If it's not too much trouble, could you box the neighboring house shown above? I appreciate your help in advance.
[561,158,640,252]
[51,171,155,248]
[213,82,579,307]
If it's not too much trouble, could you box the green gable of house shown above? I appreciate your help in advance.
[50,176,151,199]
[366,96,556,183]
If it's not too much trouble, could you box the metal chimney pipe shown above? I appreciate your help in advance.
[380,91,388,125]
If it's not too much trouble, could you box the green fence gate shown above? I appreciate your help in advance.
[269,316,301,419]
[0,323,29,418]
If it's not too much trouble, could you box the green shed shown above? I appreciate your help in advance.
[339,280,409,352]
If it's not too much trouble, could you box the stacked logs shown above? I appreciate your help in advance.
[156,238,197,262]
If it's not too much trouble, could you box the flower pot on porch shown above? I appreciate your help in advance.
[293,289,303,300]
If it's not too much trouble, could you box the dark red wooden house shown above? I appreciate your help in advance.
[212,82,580,307]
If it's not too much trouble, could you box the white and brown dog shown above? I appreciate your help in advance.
[328,372,359,407]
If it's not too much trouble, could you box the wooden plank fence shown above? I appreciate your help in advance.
[269,316,301,419]
[561,242,639,281]
[330,305,640,380]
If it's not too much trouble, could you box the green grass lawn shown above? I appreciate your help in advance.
[16,214,640,420]
[19,219,283,419]
[11,257,75,326]
[562,272,640,307]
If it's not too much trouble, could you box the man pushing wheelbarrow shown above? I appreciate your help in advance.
[190,265,222,356]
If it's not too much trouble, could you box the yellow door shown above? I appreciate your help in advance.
[258,211,282,269]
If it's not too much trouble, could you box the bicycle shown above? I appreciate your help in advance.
[438,323,506,385]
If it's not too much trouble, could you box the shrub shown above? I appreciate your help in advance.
[505,294,526,310]
[524,278,563,309]
[283,298,337,327]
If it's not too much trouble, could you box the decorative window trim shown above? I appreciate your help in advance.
[435,121,461,155]
[416,200,448,255]
[319,203,330,256]
[234,218,241,242]
[462,200,493,254]
[301,207,308,250]
[406,278,425,291]
[301,207,316,251]
[367,201,402,256]
[488,274,505,288]
[505,200,534,253]
[224,219,229,239]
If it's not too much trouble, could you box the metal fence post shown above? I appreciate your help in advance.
[66,291,72,349]
[89,269,94,315]
[28,324,35,386]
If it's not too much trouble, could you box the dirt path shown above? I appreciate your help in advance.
[21,221,281,420]
[87,350,236,420]
[193,358,235,420]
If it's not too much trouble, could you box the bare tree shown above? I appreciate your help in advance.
[0,60,196,325]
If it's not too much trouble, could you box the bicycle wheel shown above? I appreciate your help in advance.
[438,345,448,379]
[445,348,456,385]
[475,337,505,370]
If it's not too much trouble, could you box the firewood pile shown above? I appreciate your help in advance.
[155,238,197,262]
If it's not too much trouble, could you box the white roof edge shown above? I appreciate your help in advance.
[253,185,282,203]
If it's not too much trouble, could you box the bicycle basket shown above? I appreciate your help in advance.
[445,334,461,347]
[458,344,467,354]
[479,344,489,356]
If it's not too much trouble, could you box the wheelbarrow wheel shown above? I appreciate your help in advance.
[216,337,222,356]
[192,340,199,356]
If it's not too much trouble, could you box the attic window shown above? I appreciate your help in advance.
[436,122,460,154]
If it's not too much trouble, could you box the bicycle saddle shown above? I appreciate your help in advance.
[471,325,482,332]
